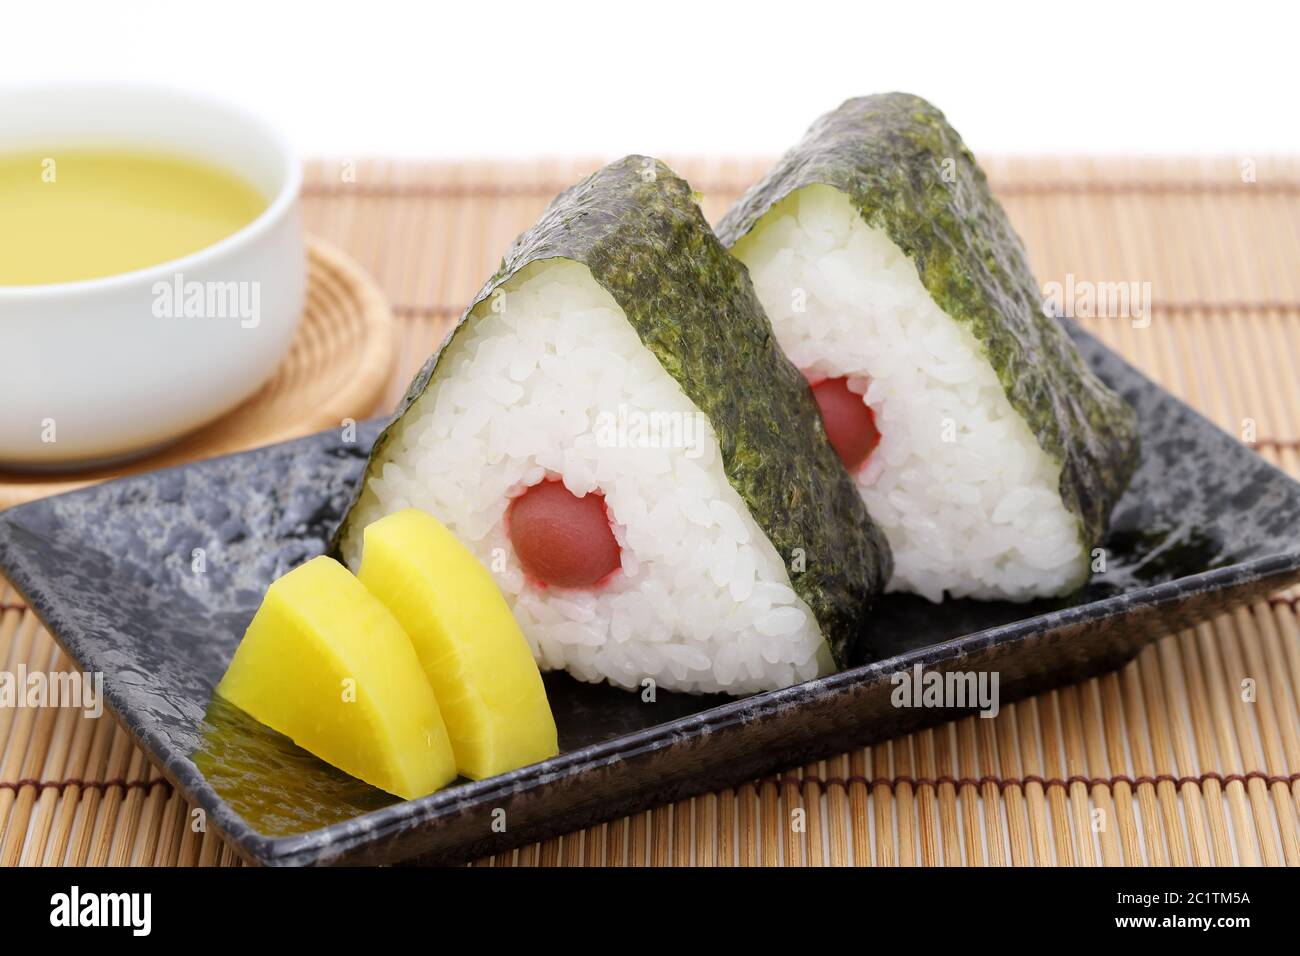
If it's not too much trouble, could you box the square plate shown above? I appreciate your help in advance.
[2,323,1298,866]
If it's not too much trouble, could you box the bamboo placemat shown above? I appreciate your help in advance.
[2,156,1298,866]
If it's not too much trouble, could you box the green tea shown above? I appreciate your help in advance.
[0,148,266,285]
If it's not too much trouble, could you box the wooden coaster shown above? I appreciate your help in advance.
[0,237,395,510]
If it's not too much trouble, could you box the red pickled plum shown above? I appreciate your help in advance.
[507,480,621,588]
[811,376,880,470]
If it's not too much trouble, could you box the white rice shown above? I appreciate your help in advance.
[341,258,832,694]
[732,185,1087,602]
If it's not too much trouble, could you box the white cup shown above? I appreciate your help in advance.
[0,84,305,471]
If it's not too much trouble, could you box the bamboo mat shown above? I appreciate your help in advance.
[2,156,1299,867]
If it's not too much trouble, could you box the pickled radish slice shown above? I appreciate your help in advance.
[357,509,559,780]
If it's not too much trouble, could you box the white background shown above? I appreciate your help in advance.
[2,0,1297,158]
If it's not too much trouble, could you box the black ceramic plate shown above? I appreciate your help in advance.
[2,323,1299,866]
